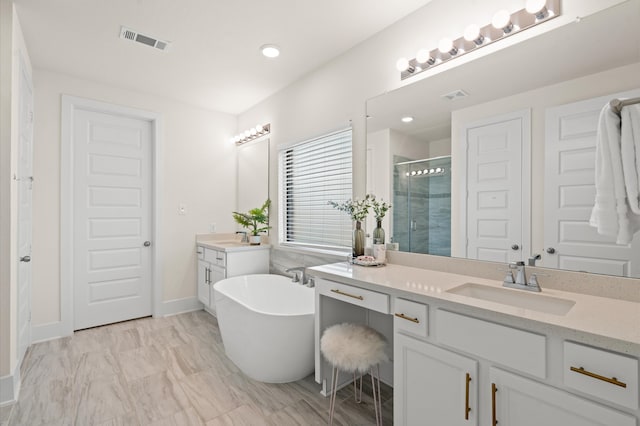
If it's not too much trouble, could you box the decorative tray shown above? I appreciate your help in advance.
[350,256,386,267]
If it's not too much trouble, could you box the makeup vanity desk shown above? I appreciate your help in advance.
[308,262,640,426]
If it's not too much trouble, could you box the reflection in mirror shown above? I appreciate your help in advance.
[237,138,270,228]
[393,156,451,255]
[366,0,640,278]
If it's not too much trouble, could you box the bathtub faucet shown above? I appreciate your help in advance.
[285,267,309,286]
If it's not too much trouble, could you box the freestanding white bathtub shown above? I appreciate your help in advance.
[213,274,315,383]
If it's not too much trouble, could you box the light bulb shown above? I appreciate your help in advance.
[401,116,414,123]
[526,0,548,19]
[396,57,410,72]
[492,10,513,33]
[405,172,410,177]
[438,38,457,55]
[255,124,263,133]
[429,168,435,174]
[411,171,417,176]
[416,49,434,65]
[244,130,251,138]
[260,44,280,58]
[436,167,443,173]
[416,170,423,175]
[464,24,484,45]
[250,128,257,136]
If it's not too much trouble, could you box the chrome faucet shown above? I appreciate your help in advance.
[528,253,541,266]
[285,266,314,287]
[236,231,249,243]
[502,261,541,292]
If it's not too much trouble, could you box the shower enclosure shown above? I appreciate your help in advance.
[393,155,451,255]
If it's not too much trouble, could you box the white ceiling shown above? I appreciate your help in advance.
[14,0,433,114]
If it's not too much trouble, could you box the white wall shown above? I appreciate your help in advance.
[31,69,237,331]
[450,61,640,256]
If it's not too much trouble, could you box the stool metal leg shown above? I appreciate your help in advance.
[328,366,339,426]
[353,372,363,403]
[370,364,383,426]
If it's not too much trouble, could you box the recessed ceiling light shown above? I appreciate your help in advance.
[261,44,280,58]
[401,116,414,123]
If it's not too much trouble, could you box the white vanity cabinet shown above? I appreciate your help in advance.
[395,332,478,425]
[196,243,269,315]
[490,368,636,426]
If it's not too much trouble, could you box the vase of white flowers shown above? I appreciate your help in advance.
[328,195,371,257]
[370,196,392,245]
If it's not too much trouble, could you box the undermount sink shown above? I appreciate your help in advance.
[447,283,576,316]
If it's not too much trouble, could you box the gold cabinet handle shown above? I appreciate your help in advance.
[394,313,419,323]
[570,366,627,388]
[465,373,471,420]
[330,289,364,300]
[491,383,498,426]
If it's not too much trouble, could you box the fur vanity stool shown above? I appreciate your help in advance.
[320,323,388,425]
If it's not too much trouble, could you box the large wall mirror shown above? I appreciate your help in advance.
[366,0,640,278]
[237,138,270,216]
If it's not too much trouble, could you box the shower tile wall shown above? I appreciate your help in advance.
[393,156,451,256]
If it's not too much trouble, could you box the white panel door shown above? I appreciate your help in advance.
[544,90,640,277]
[17,55,34,362]
[465,111,529,263]
[73,109,152,330]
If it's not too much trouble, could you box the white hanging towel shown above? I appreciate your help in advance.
[621,104,640,214]
[589,104,640,244]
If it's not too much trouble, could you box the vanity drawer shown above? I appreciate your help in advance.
[563,341,638,409]
[393,298,428,338]
[436,309,546,378]
[204,248,226,267]
[197,246,204,260]
[317,279,389,314]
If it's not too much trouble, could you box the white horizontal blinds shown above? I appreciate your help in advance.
[282,128,352,249]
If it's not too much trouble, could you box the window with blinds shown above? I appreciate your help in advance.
[279,128,353,251]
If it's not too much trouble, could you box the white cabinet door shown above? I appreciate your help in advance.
[197,259,210,307]
[209,265,226,316]
[463,110,530,263]
[490,368,635,426]
[395,333,478,426]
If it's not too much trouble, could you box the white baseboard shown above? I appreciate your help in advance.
[0,364,20,407]
[31,321,70,344]
[161,296,202,317]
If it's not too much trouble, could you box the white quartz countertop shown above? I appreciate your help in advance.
[197,239,271,252]
[308,262,640,347]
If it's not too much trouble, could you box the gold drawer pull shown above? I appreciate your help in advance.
[491,383,498,426]
[570,366,627,388]
[330,289,364,300]
[394,313,419,323]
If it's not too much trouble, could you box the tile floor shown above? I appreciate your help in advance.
[3,311,392,425]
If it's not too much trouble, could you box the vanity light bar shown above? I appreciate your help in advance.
[397,0,560,81]
[232,123,271,145]
[405,167,446,177]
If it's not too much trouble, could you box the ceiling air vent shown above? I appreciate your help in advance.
[119,26,170,52]
[441,89,469,101]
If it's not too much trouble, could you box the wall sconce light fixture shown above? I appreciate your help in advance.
[231,123,271,145]
[397,0,560,80]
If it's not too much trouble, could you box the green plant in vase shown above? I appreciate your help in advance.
[232,199,271,245]
[328,195,371,257]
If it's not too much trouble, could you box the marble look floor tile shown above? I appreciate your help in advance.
[95,411,141,426]
[140,326,192,349]
[20,350,77,389]
[74,349,122,385]
[224,373,300,418]
[117,345,168,382]
[266,399,330,426]
[146,407,204,426]
[128,370,191,424]
[0,405,13,425]
[178,369,243,422]
[107,328,143,353]
[69,326,113,357]
[8,377,78,426]
[161,344,211,379]
[206,404,268,426]
[75,375,134,425]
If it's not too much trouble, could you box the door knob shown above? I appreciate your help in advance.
[143,241,151,247]
[20,255,31,262]
[546,247,556,254]
[511,244,520,250]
